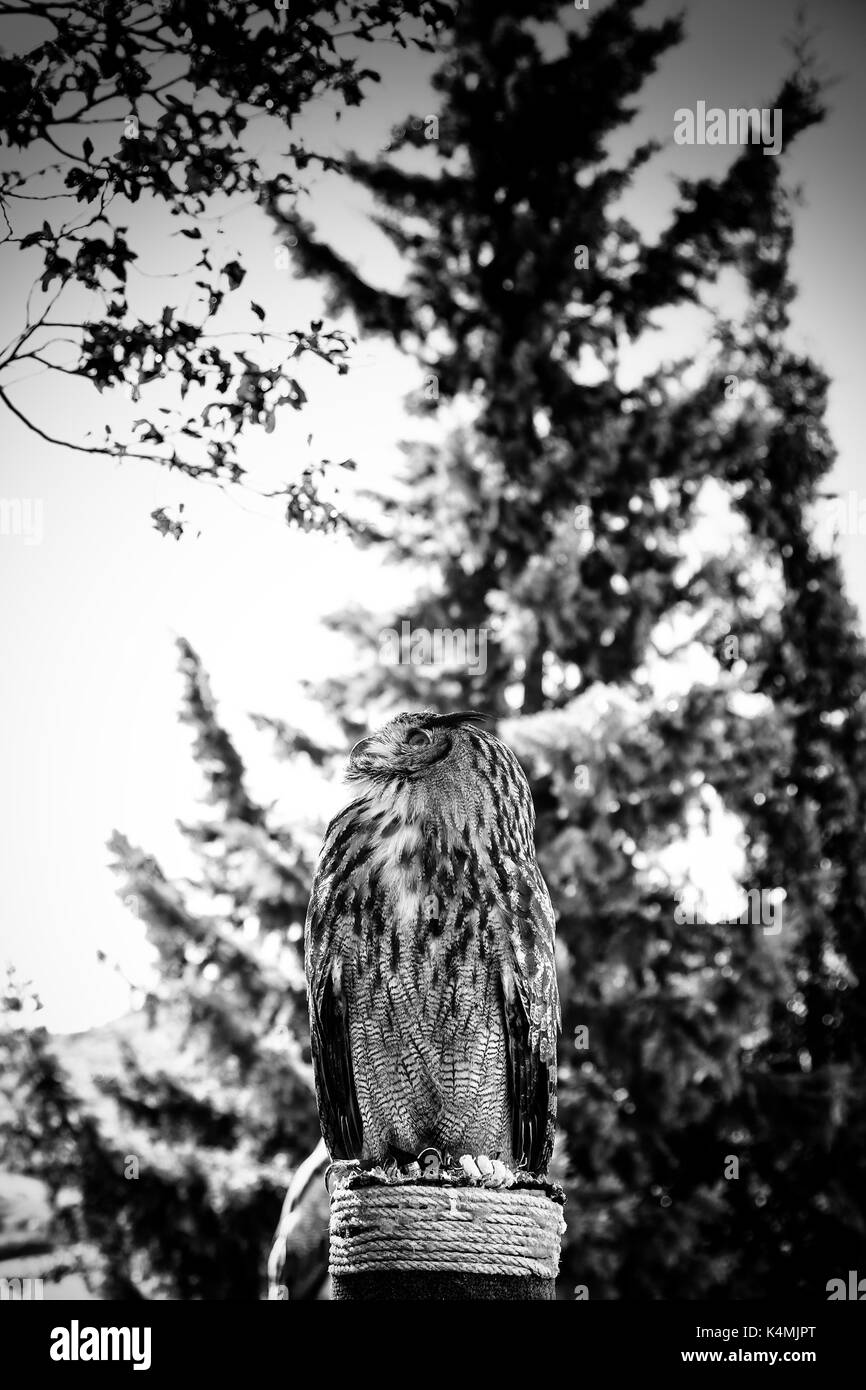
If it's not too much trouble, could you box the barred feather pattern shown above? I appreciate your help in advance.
[305,711,560,1174]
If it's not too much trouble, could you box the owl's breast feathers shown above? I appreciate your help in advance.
[305,738,560,1172]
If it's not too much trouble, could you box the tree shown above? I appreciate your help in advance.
[1,641,332,1299]
[0,0,451,533]
[4,0,864,1303]
[269,0,866,1296]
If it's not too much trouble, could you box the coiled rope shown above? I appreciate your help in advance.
[329,1179,565,1279]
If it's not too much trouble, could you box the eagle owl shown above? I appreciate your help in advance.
[305,710,559,1179]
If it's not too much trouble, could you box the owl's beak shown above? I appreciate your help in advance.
[350,736,374,760]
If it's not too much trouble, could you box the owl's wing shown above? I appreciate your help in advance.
[305,873,364,1161]
[497,858,561,1172]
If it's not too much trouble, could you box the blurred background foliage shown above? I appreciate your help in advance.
[2,0,865,1299]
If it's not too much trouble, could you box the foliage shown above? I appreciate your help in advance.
[1,643,325,1298]
[3,0,865,1300]
[276,0,866,1296]
[0,0,451,529]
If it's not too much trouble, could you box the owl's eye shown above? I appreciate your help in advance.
[405,727,433,749]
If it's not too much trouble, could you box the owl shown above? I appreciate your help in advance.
[304,710,559,1182]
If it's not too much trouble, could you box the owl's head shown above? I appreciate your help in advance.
[345,709,489,784]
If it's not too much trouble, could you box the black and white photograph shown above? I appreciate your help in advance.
[1,0,865,1349]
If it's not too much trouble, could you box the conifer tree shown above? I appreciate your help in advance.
[4,0,863,1302]
[2,642,327,1299]
[270,0,865,1296]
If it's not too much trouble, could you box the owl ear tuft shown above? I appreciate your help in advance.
[425,709,490,729]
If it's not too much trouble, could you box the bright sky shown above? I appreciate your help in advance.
[1,0,864,1032]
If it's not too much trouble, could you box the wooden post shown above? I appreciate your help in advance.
[328,1172,565,1300]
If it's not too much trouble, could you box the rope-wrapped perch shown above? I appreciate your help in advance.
[329,1171,566,1300]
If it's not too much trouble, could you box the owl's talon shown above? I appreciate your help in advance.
[459,1154,517,1188]
[459,1154,483,1182]
[324,1160,361,1196]
[490,1159,516,1188]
